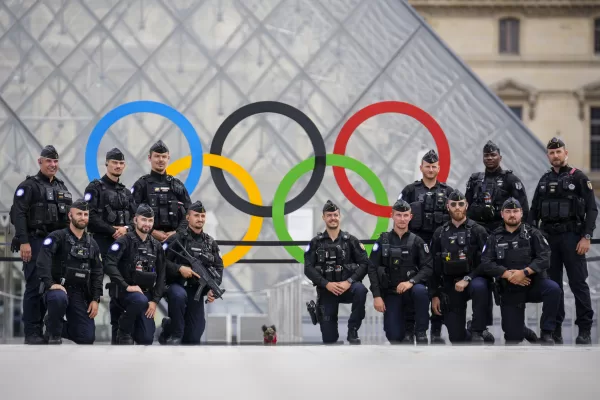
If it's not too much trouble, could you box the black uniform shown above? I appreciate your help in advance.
[368,224,433,343]
[161,224,224,344]
[104,228,166,345]
[37,226,103,344]
[304,229,369,344]
[9,145,72,342]
[529,139,597,342]
[466,167,529,233]
[430,218,490,343]
[481,221,560,344]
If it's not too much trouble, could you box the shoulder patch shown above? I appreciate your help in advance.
[372,242,379,252]
[130,187,135,194]
[587,181,593,190]
[84,192,92,201]
[515,182,522,191]
[162,243,168,250]
[397,192,402,200]
[16,188,24,197]
[305,243,310,252]
[423,243,429,253]
[43,237,52,246]
[359,242,365,251]
[542,237,548,246]
[110,243,120,252]
[99,254,103,262]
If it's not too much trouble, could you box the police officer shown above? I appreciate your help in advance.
[131,140,192,243]
[529,137,597,345]
[159,201,224,345]
[83,148,137,344]
[466,140,529,233]
[304,200,370,345]
[10,145,73,344]
[430,190,491,344]
[104,204,167,345]
[481,198,560,345]
[36,199,103,344]
[368,199,433,345]
[398,149,453,344]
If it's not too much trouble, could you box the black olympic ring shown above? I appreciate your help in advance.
[210,101,327,218]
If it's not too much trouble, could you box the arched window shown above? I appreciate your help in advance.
[499,18,520,54]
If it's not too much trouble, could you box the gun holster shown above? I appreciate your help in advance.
[105,282,120,299]
[492,279,502,306]
[439,292,450,314]
[306,300,319,325]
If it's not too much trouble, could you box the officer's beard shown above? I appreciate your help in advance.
[449,208,466,221]
[72,220,88,230]
[137,225,152,234]
[504,218,521,227]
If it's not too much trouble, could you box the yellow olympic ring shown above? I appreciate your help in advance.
[166,154,263,268]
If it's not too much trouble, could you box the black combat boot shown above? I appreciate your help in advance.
[470,331,485,344]
[467,320,494,344]
[25,323,47,345]
[415,331,428,345]
[575,328,592,345]
[403,322,415,344]
[158,317,171,345]
[116,329,134,345]
[540,330,555,346]
[347,327,361,345]
[47,335,62,345]
[524,327,538,344]
[166,337,182,345]
[552,325,563,345]
[431,330,446,345]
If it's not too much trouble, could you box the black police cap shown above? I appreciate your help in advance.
[392,199,411,212]
[106,147,124,161]
[501,197,521,211]
[483,140,500,154]
[547,137,565,150]
[149,140,169,154]
[136,203,155,218]
[422,149,439,163]
[323,200,339,213]
[70,198,89,211]
[40,145,59,159]
[448,190,466,201]
[189,200,206,213]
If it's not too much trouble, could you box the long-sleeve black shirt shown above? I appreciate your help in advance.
[84,174,137,236]
[368,229,433,298]
[103,231,166,303]
[36,228,104,301]
[304,230,369,289]
[480,223,550,279]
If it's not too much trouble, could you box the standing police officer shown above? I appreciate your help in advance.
[131,140,192,243]
[529,137,597,345]
[430,190,491,344]
[368,199,433,345]
[83,147,137,344]
[159,201,224,345]
[104,204,166,345]
[466,140,529,233]
[10,145,73,344]
[481,198,560,345]
[398,149,453,344]
[36,199,103,344]
[304,200,370,345]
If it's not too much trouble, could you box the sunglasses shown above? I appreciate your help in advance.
[450,201,466,208]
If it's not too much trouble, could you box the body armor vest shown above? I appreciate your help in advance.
[178,231,215,285]
[142,174,186,231]
[24,175,72,232]
[536,168,585,232]
[129,233,158,290]
[62,233,94,287]
[378,232,419,288]
[315,233,350,282]
[439,221,476,276]
[90,179,132,227]
[469,171,510,223]
[408,182,449,233]
[493,225,533,296]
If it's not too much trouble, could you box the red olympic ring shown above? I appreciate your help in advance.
[333,101,451,218]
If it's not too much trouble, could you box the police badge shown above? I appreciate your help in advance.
[587,181,593,190]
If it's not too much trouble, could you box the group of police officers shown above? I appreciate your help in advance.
[9,135,597,346]
[303,137,596,346]
[10,140,223,345]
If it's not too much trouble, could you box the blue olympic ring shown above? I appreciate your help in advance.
[84,101,203,194]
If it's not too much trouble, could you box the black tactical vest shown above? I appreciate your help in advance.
[468,170,511,223]
[408,182,449,233]
[379,232,419,287]
[142,174,186,231]
[23,175,72,231]
[129,233,158,290]
[439,221,476,276]
[493,225,534,297]
[61,233,95,287]
[536,168,585,229]
[89,179,132,227]
[314,233,350,282]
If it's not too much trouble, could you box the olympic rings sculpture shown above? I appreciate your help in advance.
[85,100,451,267]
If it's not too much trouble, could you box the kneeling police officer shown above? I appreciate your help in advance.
[304,200,370,345]
[37,199,103,344]
[430,190,492,344]
[160,201,224,345]
[481,198,561,345]
[104,204,166,345]
[368,199,433,344]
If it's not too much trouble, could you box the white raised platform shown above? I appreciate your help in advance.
[1,345,599,399]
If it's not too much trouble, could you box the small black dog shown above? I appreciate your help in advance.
[262,325,277,345]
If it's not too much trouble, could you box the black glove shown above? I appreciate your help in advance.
[10,237,20,253]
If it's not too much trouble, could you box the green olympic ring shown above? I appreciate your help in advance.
[273,154,390,262]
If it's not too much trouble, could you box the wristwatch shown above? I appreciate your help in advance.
[347,278,354,284]
[584,234,591,240]
[463,276,472,282]
[408,278,416,285]
[523,269,530,277]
